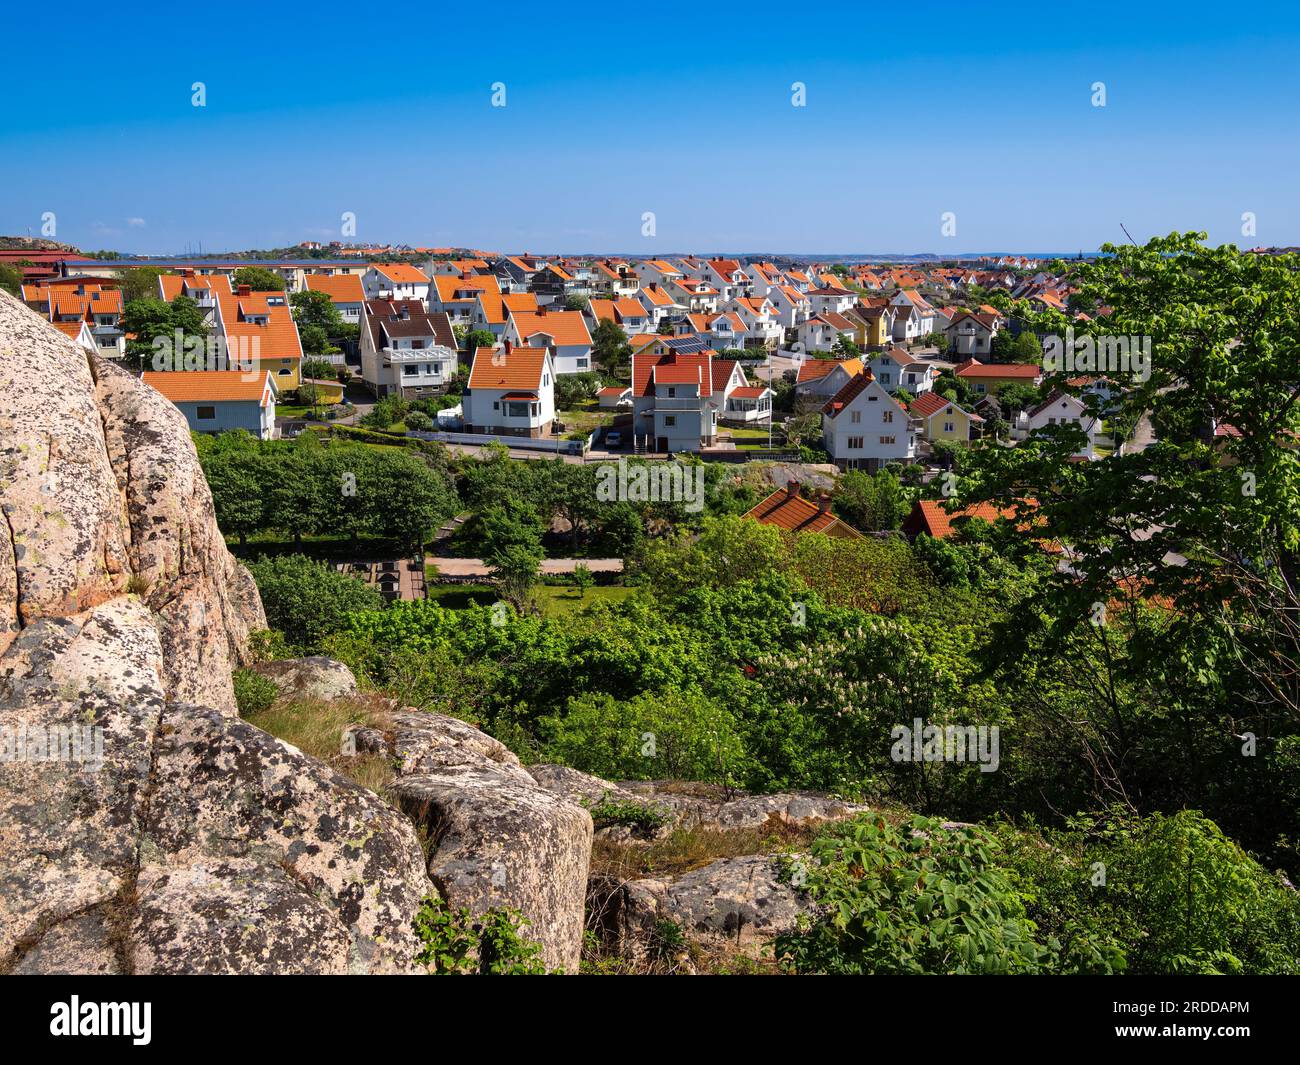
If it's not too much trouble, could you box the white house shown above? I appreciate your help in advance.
[767,284,812,329]
[795,356,866,412]
[1018,389,1102,459]
[363,263,431,303]
[360,301,459,398]
[462,343,556,438]
[636,282,684,331]
[678,311,749,351]
[430,273,499,325]
[724,296,783,349]
[796,312,856,353]
[722,384,773,424]
[821,370,918,471]
[588,297,651,338]
[637,259,685,291]
[704,258,751,301]
[503,307,594,375]
[667,277,720,314]
[869,347,937,396]
[945,311,999,357]
[807,286,858,317]
[630,351,748,452]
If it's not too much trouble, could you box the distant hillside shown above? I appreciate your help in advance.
[0,235,80,253]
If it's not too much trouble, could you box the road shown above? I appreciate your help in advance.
[427,557,625,578]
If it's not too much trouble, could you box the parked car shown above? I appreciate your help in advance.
[605,429,623,448]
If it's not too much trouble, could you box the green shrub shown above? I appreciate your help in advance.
[233,668,278,717]
[413,897,552,974]
[775,814,1052,974]
[247,554,384,651]
[543,688,746,786]
[1004,809,1300,975]
[584,794,672,834]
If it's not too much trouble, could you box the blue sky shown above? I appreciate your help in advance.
[4,1,1298,255]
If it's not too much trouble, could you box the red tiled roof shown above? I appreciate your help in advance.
[744,485,860,537]
[904,500,1021,539]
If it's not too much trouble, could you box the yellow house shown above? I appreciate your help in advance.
[909,391,982,443]
[845,303,894,349]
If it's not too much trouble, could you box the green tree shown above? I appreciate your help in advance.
[122,295,210,370]
[477,500,546,609]
[591,319,631,373]
[463,328,496,353]
[290,289,344,332]
[958,234,1300,865]
[0,262,25,296]
[834,468,909,531]
[233,265,286,291]
[571,563,594,598]
[246,554,384,651]
[115,266,167,303]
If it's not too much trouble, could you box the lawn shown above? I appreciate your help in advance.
[426,582,636,617]
[725,425,778,449]
[556,399,615,435]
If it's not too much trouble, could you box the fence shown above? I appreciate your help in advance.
[408,430,591,455]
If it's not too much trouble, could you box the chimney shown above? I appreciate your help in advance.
[504,338,512,356]
[538,305,547,316]
[650,281,658,291]
[237,284,251,296]
[817,493,831,515]
[786,480,800,499]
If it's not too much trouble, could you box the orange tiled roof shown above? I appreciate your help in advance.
[467,346,548,390]
[509,308,591,347]
[306,273,365,302]
[905,500,1022,539]
[142,370,274,406]
[214,286,302,362]
[745,485,859,536]
[373,263,428,284]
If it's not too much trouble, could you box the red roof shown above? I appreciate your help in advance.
[822,368,878,417]
[744,485,860,537]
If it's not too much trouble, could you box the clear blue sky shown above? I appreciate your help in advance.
[5,0,1298,256]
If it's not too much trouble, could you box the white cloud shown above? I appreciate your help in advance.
[126,217,147,228]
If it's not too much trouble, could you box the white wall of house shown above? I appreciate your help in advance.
[822,379,917,470]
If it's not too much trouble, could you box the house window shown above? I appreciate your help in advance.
[944,421,955,432]
[880,435,896,445]
[664,415,676,427]
[196,406,216,420]
[847,435,864,449]
[883,411,894,424]
[850,410,861,423]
